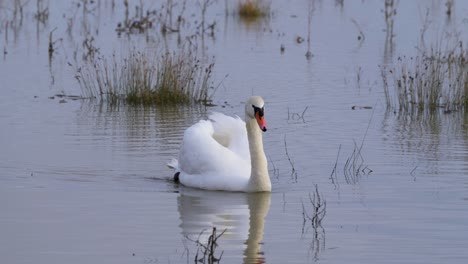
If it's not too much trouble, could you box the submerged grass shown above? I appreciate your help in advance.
[382,40,468,112]
[238,0,270,18]
[74,48,215,105]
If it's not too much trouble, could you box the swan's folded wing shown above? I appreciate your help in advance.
[178,119,248,176]
[209,112,250,159]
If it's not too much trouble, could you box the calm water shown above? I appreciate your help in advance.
[1,1,468,263]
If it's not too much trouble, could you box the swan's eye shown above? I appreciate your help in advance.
[252,105,264,117]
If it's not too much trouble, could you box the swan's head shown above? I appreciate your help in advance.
[245,96,267,132]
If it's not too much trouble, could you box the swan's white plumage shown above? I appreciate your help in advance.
[210,112,250,159]
[175,113,250,191]
[169,96,271,192]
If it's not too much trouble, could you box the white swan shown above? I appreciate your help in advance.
[168,96,271,192]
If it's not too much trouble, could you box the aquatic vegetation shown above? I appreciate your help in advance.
[73,48,216,105]
[238,0,270,18]
[185,227,226,264]
[330,109,374,186]
[344,107,374,184]
[287,106,309,123]
[305,0,316,59]
[48,28,59,59]
[351,18,365,43]
[301,185,326,229]
[445,0,454,16]
[381,2,467,112]
[283,135,298,182]
[301,185,326,261]
[381,41,468,112]
[343,139,373,184]
[330,140,373,186]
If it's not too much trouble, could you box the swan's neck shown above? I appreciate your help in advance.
[246,118,271,192]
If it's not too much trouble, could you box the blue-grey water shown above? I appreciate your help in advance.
[1,1,468,263]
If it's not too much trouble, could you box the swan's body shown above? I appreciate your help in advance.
[168,96,271,192]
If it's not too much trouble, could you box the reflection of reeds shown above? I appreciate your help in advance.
[186,227,226,264]
[383,0,397,58]
[238,0,270,18]
[301,184,326,261]
[34,0,49,23]
[116,7,157,34]
[198,0,217,34]
[74,48,216,105]
[382,41,468,112]
[302,185,326,229]
[384,0,397,39]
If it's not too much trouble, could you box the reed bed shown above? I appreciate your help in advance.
[74,48,215,105]
[382,41,468,112]
[238,0,270,18]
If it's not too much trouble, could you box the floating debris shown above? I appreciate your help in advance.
[351,106,373,110]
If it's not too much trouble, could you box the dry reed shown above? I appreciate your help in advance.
[382,41,468,112]
[73,48,215,105]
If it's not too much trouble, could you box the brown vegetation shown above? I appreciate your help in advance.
[74,48,215,106]
[238,0,270,18]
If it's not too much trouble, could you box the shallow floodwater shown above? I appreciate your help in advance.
[1,1,468,263]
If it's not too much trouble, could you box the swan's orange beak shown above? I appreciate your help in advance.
[255,112,267,132]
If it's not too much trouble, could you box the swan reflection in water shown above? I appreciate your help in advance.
[177,188,271,263]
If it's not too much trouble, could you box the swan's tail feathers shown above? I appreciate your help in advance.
[167,158,179,170]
